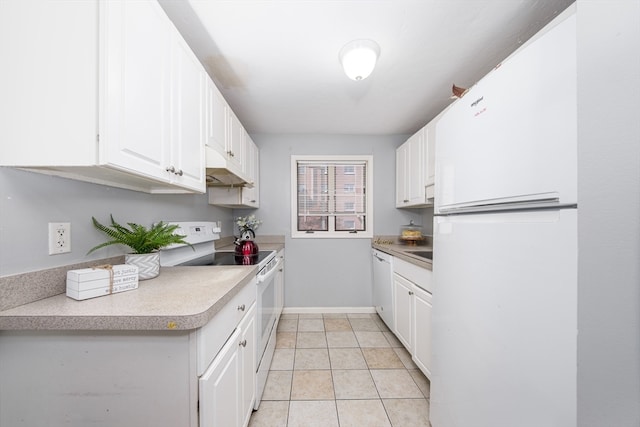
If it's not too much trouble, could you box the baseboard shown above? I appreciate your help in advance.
[282,307,377,314]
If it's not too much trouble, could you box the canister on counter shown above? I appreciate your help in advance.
[399,220,424,245]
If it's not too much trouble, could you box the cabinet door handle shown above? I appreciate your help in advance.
[239,339,247,347]
[408,291,414,296]
[175,169,183,176]
[237,304,246,311]
[403,199,409,203]
[165,165,176,173]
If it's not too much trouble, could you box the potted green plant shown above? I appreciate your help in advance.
[88,215,191,280]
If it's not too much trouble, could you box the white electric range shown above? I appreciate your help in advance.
[159,221,282,410]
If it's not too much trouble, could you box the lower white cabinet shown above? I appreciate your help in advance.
[392,256,433,379]
[393,273,414,351]
[240,305,256,427]
[0,281,257,427]
[413,285,432,378]
[200,302,256,427]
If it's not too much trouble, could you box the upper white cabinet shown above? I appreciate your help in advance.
[170,32,207,190]
[205,78,228,155]
[241,134,260,206]
[208,117,260,208]
[205,75,259,189]
[226,108,245,172]
[0,0,205,193]
[425,117,437,199]
[425,125,435,187]
[204,80,259,188]
[208,134,259,208]
[395,107,446,208]
[101,0,206,192]
[396,124,434,207]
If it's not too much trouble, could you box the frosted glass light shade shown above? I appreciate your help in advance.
[339,39,380,81]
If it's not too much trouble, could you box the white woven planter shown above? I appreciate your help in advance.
[125,252,160,280]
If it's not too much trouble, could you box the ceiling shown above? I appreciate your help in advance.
[160,0,575,136]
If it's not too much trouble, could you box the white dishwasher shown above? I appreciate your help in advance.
[372,249,394,330]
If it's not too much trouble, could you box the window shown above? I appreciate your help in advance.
[291,155,373,238]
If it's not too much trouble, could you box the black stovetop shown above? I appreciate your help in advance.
[177,251,273,267]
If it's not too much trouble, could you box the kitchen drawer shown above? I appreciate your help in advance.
[394,257,432,293]
[196,278,256,375]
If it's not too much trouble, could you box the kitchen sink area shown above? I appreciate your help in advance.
[372,234,433,271]
[407,251,433,261]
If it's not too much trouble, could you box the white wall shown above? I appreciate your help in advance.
[576,1,640,425]
[0,132,434,311]
[0,168,233,276]
[244,134,430,308]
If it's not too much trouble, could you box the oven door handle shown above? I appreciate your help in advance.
[256,258,281,284]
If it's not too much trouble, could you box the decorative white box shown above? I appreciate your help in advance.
[66,264,139,300]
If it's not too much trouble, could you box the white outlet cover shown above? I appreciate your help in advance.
[48,222,71,255]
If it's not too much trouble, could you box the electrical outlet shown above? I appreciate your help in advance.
[48,222,71,255]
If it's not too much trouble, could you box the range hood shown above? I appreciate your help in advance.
[205,146,249,186]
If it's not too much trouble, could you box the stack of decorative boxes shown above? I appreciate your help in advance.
[66,264,139,300]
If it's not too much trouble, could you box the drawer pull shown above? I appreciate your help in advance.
[239,339,247,347]
[237,304,246,311]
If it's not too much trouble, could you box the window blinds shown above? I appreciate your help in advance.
[296,160,367,233]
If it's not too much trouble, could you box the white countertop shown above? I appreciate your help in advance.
[0,240,285,331]
[0,266,257,331]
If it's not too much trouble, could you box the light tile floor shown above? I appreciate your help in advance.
[248,313,431,427]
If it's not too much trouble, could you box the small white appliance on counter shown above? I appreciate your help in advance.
[432,6,578,427]
[159,221,282,411]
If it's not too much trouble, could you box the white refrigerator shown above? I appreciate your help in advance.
[431,6,578,427]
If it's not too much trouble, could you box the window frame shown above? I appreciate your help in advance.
[291,155,373,239]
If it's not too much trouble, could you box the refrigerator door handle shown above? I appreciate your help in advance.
[436,192,577,215]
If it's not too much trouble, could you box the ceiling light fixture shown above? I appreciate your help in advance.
[339,39,380,81]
